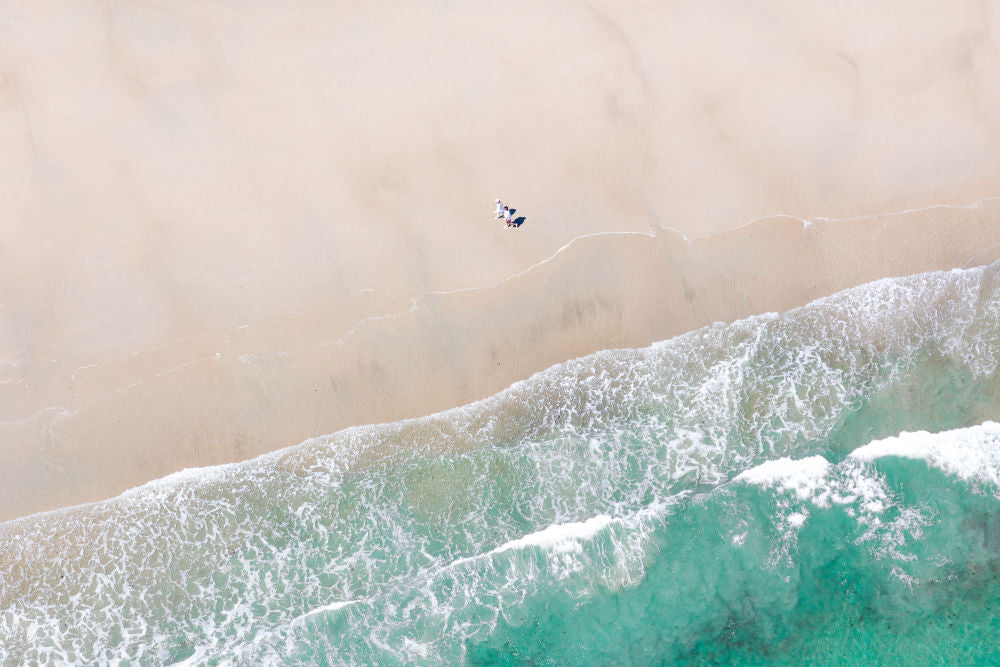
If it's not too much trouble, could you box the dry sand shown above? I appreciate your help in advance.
[2,0,1000,521]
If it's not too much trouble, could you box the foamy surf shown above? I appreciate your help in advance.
[850,421,1000,487]
[2,261,1000,664]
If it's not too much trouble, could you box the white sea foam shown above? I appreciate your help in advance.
[736,456,832,503]
[735,422,1000,576]
[4,261,1000,664]
[850,421,1000,487]
[489,515,614,555]
[291,599,362,625]
[735,449,926,570]
[444,509,658,575]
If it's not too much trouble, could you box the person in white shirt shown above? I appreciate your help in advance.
[504,206,513,227]
[495,199,504,219]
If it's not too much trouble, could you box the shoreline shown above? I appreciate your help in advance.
[3,0,1000,521]
[2,199,999,522]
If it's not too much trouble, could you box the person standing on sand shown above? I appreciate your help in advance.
[496,198,504,219]
[503,206,513,227]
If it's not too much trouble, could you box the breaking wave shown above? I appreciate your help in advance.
[2,261,1000,664]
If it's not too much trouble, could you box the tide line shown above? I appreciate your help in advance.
[696,195,1000,242]
[1,230,660,430]
[9,194,998,430]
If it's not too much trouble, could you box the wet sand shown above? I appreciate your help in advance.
[2,0,999,520]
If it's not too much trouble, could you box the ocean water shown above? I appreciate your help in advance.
[3,260,1000,665]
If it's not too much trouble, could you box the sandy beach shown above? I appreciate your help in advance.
[2,0,1000,521]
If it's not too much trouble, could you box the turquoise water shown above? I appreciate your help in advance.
[3,261,1000,664]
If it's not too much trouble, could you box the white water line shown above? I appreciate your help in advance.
[2,231,663,425]
[251,199,978,361]
[4,196,998,428]
[683,195,1000,242]
[31,194,1000,377]
[0,406,71,428]
[807,196,1000,224]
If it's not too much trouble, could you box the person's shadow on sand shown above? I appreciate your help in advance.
[506,208,526,228]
